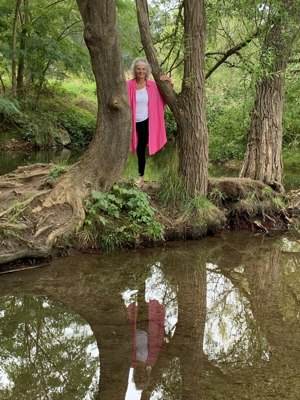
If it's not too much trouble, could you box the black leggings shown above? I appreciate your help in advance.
[136,118,149,177]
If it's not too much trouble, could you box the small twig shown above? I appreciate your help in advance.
[253,220,269,234]
[0,262,50,275]
[0,222,27,230]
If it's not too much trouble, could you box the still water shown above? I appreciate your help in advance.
[0,231,300,399]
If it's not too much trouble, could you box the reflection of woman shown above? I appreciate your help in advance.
[127,58,172,186]
[127,299,165,390]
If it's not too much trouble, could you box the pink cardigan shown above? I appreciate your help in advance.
[127,79,167,155]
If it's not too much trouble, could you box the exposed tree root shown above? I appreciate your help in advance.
[0,248,52,265]
[0,163,89,265]
[0,190,51,218]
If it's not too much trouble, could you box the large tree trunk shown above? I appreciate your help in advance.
[37,0,131,242]
[74,0,131,188]
[136,0,208,196]
[178,0,208,195]
[35,0,131,245]
[0,0,131,263]
[240,73,285,186]
[240,4,298,189]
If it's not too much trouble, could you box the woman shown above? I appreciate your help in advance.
[127,58,171,186]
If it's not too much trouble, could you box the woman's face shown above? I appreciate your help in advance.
[135,63,147,80]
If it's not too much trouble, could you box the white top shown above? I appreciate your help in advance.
[136,330,148,362]
[136,87,148,122]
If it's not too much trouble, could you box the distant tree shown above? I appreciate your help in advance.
[240,1,300,189]
[0,0,90,99]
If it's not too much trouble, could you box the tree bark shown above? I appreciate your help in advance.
[12,0,22,96]
[136,0,208,196]
[240,4,299,189]
[33,0,131,246]
[75,0,131,187]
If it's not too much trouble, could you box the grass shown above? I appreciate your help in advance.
[61,79,96,100]
[157,151,225,229]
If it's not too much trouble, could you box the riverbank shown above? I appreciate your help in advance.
[0,163,299,269]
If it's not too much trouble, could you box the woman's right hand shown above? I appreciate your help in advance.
[160,74,174,87]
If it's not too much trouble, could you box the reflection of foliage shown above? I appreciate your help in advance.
[151,357,182,400]
[279,239,300,321]
[0,295,99,400]
[204,267,268,368]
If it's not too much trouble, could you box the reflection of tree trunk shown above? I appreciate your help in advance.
[0,262,132,400]
[55,290,131,400]
[243,247,300,397]
[174,263,207,399]
[246,248,283,344]
[138,255,207,400]
[245,248,300,366]
[94,308,131,400]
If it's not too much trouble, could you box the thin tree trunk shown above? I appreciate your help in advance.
[16,0,29,96]
[0,75,6,93]
[136,0,208,196]
[16,27,26,94]
[12,0,22,96]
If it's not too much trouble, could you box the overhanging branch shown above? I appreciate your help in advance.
[205,29,260,80]
[135,0,177,107]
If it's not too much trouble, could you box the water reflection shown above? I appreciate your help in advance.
[0,295,99,399]
[0,231,299,399]
[0,148,84,176]
[123,263,177,399]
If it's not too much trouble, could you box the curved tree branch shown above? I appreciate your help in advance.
[205,29,260,80]
[135,0,177,109]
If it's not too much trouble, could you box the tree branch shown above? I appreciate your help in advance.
[160,4,183,69]
[205,30,260,80]
[135,0,177,108]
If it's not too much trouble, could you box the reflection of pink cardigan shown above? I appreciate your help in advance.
[127,79,167,155]
[127,300,165,368]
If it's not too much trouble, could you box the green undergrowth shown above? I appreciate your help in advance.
[81,183,164,251]
[158,153,225,229]
[0,81,96,148]
[47,164,69,182]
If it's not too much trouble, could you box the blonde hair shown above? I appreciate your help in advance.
[130,57,152,79]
